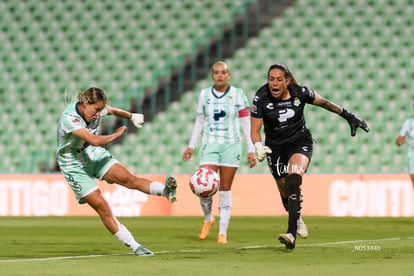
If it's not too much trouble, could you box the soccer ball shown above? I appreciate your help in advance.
[189,167,220,198]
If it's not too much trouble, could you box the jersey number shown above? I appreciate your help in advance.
[278,109,295,122]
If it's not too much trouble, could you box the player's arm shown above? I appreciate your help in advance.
[182,113,204,161]
[106,105,132,119]
[311,92,343,114]
[312,92,369,137]
[239,108,255,152]
[72,126,127,147]
[106,105,144,128]
[396,135,405,146]
[396,121,408,146]
[251,116,272,162]
[250,117,263,145]
[239,108,256,168]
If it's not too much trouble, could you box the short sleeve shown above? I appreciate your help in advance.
[400,120,409,136]
[250,92,263,118]
[302,86,316,103]
[61,113,85,134]
[237,88,250,110]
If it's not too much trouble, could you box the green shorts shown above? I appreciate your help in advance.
[60,152,119,204]
[199,143,241,167]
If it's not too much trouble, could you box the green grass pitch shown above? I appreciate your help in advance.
[0,216,413,275]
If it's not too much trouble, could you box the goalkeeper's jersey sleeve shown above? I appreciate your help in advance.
[56,102,108,168]
[197,85,249,145]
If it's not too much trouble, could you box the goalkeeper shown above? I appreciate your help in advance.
[250,64,369,250]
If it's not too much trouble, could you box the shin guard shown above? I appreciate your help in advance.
[286,174,303,237]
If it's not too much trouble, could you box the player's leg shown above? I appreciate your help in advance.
[278,153,309,249]
[198,145,220,240]
[407,154,414,191]
[102,162,177,203]
[198,165,218,240]
[276,178,288,211]
[276,176,308,239]
[410,174,414,190]
[215,143,241,244]
[216,165,237,244]
[198,197,215,239]
[83,190,153,256]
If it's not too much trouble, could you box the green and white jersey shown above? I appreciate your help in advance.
[400,117,414,153]
[197,85,249,145]
[56,102,108,168]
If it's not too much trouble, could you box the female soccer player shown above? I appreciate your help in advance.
[182,61,257,244]
[251,64,369,250]
[56,87,177,256]
[395,102,414,191]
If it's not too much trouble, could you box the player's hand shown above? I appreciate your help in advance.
[254,142,272,162]
[247,152,257,168]
[115,126,127,136]
[182,148,194,161]
[340,109,369,137]
[130,113,144,128]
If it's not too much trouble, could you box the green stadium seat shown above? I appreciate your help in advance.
[1,0,412,174]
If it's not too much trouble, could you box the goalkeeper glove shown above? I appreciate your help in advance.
[340,109,369,137]
[130,113,144,128]
[254,142,272,162]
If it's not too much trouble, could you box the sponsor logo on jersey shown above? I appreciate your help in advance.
[277,101,291,106]
[266,103,274,110]
[213,109,226,121]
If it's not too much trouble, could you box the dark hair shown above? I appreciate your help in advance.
[77,87,107,104]
[267,63,299,85]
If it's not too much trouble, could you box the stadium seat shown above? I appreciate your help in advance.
[1,0,412,174]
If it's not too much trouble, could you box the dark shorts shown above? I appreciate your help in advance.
[265,134,313,179]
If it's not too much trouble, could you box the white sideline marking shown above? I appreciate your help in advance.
[0,253,129,263]
[0,237,412,263]
[237,237,404,250]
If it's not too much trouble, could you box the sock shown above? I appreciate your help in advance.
[286,174,303,238]
[149,181,164,196]
[218,191,232,236]
[280,194,289,212]
[114,224,140,252]
[200,196,213,221]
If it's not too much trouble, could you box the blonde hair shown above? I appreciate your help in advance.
[77,87,107,104]
[211,60,230,73]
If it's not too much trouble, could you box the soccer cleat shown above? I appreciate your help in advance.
[217,234,228,244]
[278,233,296,250]
[297,216,308,239]
[198,219,215,240]
[164,175,177,203]
[134,245,154,257]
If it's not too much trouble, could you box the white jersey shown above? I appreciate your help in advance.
[197,85,250,145]
[56,102,108,168]
[399,117,414,153]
